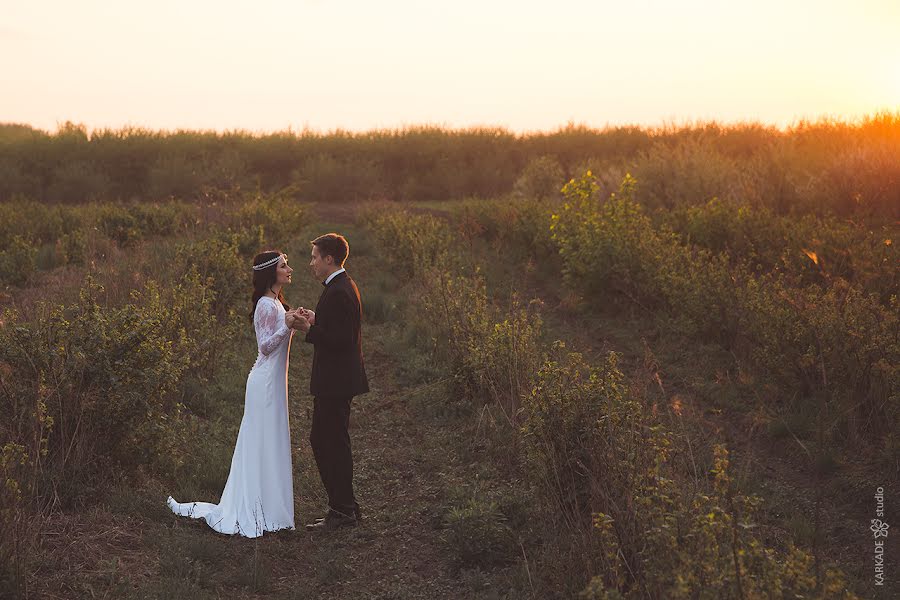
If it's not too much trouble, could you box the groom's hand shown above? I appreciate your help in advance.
[299,307,315,325]
[295,315,311,333]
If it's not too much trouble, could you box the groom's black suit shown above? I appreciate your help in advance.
[304,270,368,519]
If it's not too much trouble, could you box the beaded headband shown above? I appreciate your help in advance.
[251,254,286,271]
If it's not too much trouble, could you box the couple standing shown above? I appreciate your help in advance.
[167,233,369,536]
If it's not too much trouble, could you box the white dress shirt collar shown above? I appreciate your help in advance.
[325,268,346,285]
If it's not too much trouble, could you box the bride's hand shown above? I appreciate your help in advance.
[285,311,297,328]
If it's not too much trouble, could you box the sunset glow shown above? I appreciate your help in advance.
[2,0,899,133]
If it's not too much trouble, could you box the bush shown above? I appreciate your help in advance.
[95,202,195,247]
[57,229,87,265]
[551,171,900,447]
[513,155,564,201]
[0,200,72,249]
[523,347,859,599]
[551,172,663,306]
[96,204,139,246]
[0,442,29,595]
[362,209,456,280]
[815,142,900,218]
[581,445,860,599]
[174,235,247,323]
[0,236,37,286]
[453,196,560,263]
[133,270,240,405]
[660,198,899,304]
[740,276,900,447]
[46,161,112,203]
[0,278,187,503]
[2,116,899,217]
[223,194,306,250]
[630,138,740,210]
[522,347,639,523]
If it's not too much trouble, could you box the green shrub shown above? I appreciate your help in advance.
[147,153,206,199]
[0,442,28,596]
[174,236,246,323]
[133,270,240,402]
[630,138,740,210]
[453,197,560,263]
[815,141,900,218]
[740,276,899,448]
[96,204,139,246]
[2,116,899,218]
[513,155,564,201]
[369,197,866,597]
[456,292,542,423]
[224,194,306,249]
[551,172,663,306]
[0,236,37,286]
[523,347,859,599]
[368,206,545,428]
[581,446,860,599]
[660,198,898,304]
[362,209,456,280]
[551,171,899,446]
[57,229,87,265]
[46,161,112,203]
[522,347,640,522]
[131,202,191,237]
[0,278,187,503]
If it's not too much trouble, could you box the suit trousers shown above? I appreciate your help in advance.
[310,395,358,517]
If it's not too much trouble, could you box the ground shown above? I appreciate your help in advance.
[17,202,883,599]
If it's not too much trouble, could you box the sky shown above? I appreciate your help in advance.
[2,0,899,134]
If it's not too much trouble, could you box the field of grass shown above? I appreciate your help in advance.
[1,118,897,598]
[1,200,536,599]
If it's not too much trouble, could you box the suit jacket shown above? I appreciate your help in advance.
[304,270,370,398]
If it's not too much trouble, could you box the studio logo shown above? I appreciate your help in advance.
[871,519,889,538]
[872,487,887,587]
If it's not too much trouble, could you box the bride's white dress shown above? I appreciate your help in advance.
[166,296,295,537]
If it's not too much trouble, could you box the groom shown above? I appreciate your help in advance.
[286,233,369,531]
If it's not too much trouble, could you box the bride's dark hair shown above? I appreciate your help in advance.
[249,250,291,323]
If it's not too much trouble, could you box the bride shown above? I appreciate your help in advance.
[167,250,297,537]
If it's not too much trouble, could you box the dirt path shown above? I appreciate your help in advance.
[23,211,486,600]
[241,215,476,599]
[265,323,472,599]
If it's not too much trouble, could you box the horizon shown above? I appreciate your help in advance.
[3,1,899,134]
[5,110,899,138]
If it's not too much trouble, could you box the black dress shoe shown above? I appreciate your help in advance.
[305,513,357,531]
[314,508,361,524]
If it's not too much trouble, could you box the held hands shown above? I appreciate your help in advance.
[298,307,315,325]
[286,308,312,333]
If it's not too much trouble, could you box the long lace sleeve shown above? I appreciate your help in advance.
[254,298,292,356]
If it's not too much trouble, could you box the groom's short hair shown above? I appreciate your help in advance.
[311,233,349,267]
